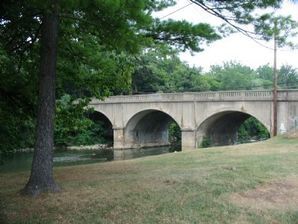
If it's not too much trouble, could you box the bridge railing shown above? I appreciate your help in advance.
[90,90,298,104]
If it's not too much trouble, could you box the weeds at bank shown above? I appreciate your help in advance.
[0,137,298,224]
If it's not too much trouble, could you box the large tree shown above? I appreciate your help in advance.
[0,0,221,196]
[0,0,292,196]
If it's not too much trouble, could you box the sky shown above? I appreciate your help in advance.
[155,0,298,71]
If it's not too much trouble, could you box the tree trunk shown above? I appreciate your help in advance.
[21,3,60,196]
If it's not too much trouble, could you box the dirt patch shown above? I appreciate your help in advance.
[284,130,298,139]
[229,176,298,211]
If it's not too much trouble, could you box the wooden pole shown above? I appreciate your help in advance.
[273,20,278,136]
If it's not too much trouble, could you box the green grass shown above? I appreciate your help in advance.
[1,137,298,224]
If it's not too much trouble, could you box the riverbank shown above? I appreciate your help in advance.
[1,136,298,223]
[12,144,110,153]
[0,146,176,173]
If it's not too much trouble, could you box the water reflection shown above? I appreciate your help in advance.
[0,146,177,173]
[114,147,171,160]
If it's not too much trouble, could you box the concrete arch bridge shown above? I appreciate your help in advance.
[89,90,298,150]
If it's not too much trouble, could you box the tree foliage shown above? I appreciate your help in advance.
[55,95,107,147]
[278,65,298,88]
[131,52,298,94]
[208,62,256,90]
[132,46,218,93]
[0,0,224,195]
[1,0,297,195]
[237,117,270,143]
[255,14,298,48]
[148,19,220,52]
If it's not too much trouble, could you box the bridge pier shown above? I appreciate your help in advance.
[113,127,125,149]
[181,129,196,150]
[113,127,170,149]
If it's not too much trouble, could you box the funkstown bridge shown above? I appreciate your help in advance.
[89,90,298,150]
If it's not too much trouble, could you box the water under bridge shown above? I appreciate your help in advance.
[89,90,298,150]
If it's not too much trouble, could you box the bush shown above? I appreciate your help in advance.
[200,137,211,148]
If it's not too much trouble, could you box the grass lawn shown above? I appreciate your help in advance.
[1,136,298,224]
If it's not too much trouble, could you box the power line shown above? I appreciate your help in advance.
[158,1,297,53]
[188,0,297,52]
[160,2,193,19]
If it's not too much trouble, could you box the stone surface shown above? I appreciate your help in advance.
[89,90,298,150]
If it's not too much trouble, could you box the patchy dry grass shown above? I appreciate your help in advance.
[229,176,298,211]
[1,137,298,224]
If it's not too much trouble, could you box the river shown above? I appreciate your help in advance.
[0,146,179,173]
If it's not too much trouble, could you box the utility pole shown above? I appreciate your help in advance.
[272,19,278,136]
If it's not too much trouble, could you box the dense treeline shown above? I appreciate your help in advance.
[2,46,297,154]
[132,47,298,93]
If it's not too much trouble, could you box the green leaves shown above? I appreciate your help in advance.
[208,62,256,90]
[189,0,298,50]
[148,19,220,52]
[132,46,209,93]
[237,117,270,143]
[278,65,298,88]
[254,14,298,48]
[55,95,106,146]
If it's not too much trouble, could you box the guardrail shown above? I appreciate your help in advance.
[90,90,298,104]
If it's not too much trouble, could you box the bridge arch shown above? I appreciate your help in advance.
[87,110,113,146]
[91,109,113,127]
[196,110,270,147]
[124,109,181,149]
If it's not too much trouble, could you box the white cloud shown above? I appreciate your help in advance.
[155,0,298,71]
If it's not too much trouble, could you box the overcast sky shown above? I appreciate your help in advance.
[155,0,298,71]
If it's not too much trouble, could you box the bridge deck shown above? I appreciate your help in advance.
[90,90,298,104]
